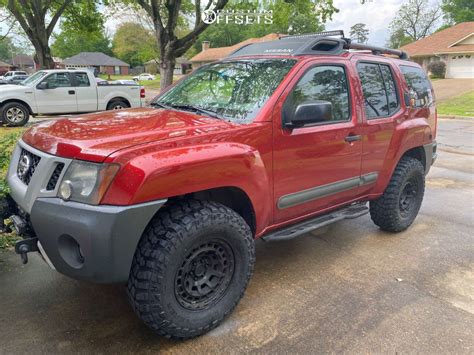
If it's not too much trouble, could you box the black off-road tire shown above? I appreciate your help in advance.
[106,99,129,110]
[1,102,30,126]
[370,156,425,232]
[127,200,255,339]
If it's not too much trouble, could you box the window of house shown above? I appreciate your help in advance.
[74,73,90,87]
[357,62,400,119]
[400,65,434,108]
[284,65,350,123]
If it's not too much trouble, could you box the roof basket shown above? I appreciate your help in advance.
[227,30,409,60]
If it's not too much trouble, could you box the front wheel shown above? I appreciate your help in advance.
[370,156,425,232]
[1,102,30,126]
[127,200,255,339]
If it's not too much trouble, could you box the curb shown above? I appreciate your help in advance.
[438,115,474,120]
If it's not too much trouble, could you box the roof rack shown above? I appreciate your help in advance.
[345,42,409,60]
[227,30,409,60]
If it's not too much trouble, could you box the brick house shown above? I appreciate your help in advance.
[401,22,474,78]
[63,52,130,75]
[190,33,283,69]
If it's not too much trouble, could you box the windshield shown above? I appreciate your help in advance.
[20,71,47,86]
[155,59,296,123]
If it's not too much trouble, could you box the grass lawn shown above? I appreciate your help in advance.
[437,91,474,117]
[0,127,25,248]
[99,74,162,90]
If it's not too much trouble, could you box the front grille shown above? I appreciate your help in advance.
[46,163,65,191]
[17,149,41,185]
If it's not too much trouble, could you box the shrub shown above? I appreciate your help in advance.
[0,129,24,197]
[428,61,446,79]
[0,129,23,249]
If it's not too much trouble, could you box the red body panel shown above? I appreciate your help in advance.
[21,53,436,238]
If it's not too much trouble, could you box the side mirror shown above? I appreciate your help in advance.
[37,81,49,90]
[285,101,332,127]
[404,91,416,108]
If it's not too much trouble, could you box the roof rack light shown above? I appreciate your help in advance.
[281,30,345,40]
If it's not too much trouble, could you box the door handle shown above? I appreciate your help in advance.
[68,90,75,95]
[345,134,362,143]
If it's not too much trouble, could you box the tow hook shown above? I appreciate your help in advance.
[15,238,39,264]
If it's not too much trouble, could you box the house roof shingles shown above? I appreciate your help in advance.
[64,52,130,67]
[190,33,283,63]
[400,22,474,57]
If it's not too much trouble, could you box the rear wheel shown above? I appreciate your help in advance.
[370,156,425,232]
[127,200,255,339]
[106,99,129,110]
[1,102,29,126]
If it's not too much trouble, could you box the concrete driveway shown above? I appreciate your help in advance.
[0,119,473,353]
[432,79,474,102]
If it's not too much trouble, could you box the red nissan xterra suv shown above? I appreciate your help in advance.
[4,31,437,339]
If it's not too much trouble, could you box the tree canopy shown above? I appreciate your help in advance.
[0,0,74,68]
[112,22,158,66]
[389,0,443,43]
[191,0,336,58]
[442,0,474,23]
[51,0,111,59]
[350,23,369,44]
[0,36,17,62]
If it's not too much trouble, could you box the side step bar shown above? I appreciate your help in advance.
[262,203,369,242]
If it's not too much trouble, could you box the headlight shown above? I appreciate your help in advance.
[57,161,120,205]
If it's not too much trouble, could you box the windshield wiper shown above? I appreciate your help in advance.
[169,104,223,119]
[150,101,172,109]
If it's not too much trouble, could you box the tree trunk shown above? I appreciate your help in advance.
[159,55,175,92]
[33,44,55,69]
[31,33,55,69]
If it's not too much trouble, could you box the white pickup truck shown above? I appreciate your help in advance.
[0,69,145,126]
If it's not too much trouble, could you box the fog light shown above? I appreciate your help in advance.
[58,180,73,200]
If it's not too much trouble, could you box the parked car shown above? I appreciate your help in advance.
[0,70,27,80]
[0,69,145,126]
[6,31,437,339]
[133,73,155,81]
[5,74,29,85]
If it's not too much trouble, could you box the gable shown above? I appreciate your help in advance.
[451,33,474,46]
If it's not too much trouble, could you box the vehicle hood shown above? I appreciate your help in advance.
[22,107,237,162]
[0,84,28,96]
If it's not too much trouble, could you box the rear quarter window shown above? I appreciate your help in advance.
[400,65,434,108]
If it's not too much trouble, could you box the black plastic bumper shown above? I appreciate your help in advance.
[29,198,166,283]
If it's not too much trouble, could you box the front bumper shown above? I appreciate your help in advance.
[27,197,166,283]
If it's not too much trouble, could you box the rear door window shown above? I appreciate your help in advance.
[400,65,434,108]
[74,73,90,87]
[357,62,400,119]
[380,65,399,114]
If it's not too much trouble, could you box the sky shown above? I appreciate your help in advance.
[326,0,402,46]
